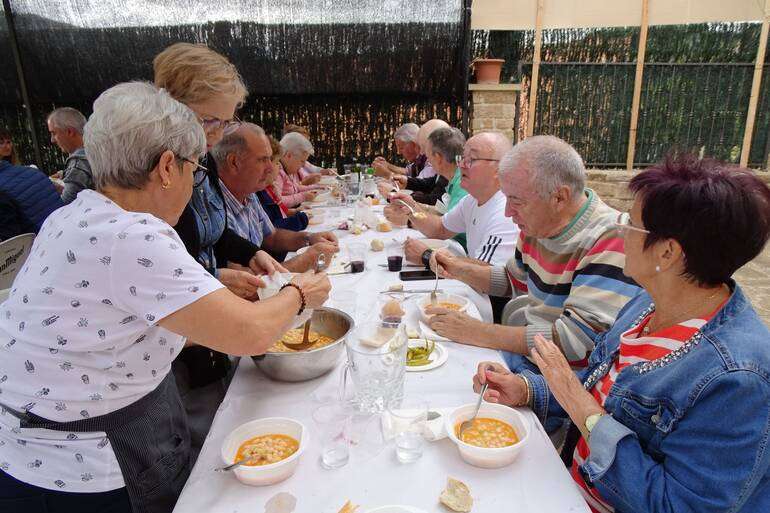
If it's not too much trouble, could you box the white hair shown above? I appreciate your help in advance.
[47,107,87,134]
[84,81,206,190]
[394,123,419,143]
[499,135,585,199]
[280,131,314,156]
[211,122,265,168]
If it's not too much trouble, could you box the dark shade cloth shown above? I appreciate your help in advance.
[0,190,25,241]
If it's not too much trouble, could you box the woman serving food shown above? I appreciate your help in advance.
[0,82,330,513]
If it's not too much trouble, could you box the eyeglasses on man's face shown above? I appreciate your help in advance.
[455,154,500,168]
[615,212,650,236]
[180,157,209,188]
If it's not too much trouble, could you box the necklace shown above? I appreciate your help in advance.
[641,284,726,336]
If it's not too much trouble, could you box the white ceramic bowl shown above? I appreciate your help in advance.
[445,402,530,469]
[221,417,308,486]
[417,293,469,324]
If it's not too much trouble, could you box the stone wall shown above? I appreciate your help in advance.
[469,84,518,142]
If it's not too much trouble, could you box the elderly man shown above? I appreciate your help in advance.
[428,136,640,380]
[373,123,424,179]
[47,107,95,204]
[386,132,517,267]
[213,123,338,271]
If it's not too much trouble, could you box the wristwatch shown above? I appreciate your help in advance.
[584,413,604,437]
[421,248,434,269]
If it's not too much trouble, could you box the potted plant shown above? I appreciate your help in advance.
[471,53,505,84]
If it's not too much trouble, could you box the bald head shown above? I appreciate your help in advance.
[417,119,450,152]
[467,132,512,161]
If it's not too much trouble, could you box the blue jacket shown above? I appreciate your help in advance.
[0,160,62,234]
[256,189,309,232]
[525,283,770,513]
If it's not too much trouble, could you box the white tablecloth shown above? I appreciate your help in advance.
[173,203,589,513]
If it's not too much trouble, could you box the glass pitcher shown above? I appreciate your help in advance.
[340,321,407,413]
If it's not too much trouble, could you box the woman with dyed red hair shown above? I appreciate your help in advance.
[473,155,770,513]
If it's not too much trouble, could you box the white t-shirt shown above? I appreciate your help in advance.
[441,190,519,266]
[0,190,223,492]
[417,161,437,179]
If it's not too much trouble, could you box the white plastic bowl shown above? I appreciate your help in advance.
[221,417,308,486]
[445,402,530,469]
[418,293,469,323]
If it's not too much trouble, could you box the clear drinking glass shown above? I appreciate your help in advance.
[312,402,352,469]
[388,398,428,463]
[327,290,357,320]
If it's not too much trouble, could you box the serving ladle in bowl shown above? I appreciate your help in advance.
[283,254,327,351]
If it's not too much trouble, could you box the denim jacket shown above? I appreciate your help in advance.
[523,282,770,513]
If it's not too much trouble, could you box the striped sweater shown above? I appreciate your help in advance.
[489,189,640,366]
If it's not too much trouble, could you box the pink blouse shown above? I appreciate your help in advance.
[276,164,322,207]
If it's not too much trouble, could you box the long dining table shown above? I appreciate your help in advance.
[172,197,589,513]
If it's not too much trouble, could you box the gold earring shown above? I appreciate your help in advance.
[162,182,171,189]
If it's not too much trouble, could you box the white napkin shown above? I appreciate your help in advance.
[256,272,312,328]
[381,407,453,442]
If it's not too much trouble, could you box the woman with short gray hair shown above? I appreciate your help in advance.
[0,82,330,513]
[275,132,324,208]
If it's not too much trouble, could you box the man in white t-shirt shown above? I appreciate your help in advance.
[390,132,519,267]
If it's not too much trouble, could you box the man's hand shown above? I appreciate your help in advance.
[430,249,462,279]
[404,238,429,264]
[301,174,322,186]
[218,268,265,300]
[426,308,485,345]
[373,157,392,178]
[248,250,288,276]
[384,204,409,227]
[392,175,408,188]
[309,231,338,247]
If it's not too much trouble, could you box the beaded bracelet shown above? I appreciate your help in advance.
[280,282,306,316]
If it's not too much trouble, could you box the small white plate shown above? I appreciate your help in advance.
[406,339,447,372]
[364,506,428,513]
[416,302,482,343]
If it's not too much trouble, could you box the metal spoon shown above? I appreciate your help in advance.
[458,366,491,438]
[430,252,440,304]
[214,454,263,472]
[396,199,417,216]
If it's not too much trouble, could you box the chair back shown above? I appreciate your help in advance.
[0,233,35,290]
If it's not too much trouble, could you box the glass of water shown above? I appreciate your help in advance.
[312,402,352,469]
[388,398,428,463]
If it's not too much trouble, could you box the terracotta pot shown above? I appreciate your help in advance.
[473,59,505,84]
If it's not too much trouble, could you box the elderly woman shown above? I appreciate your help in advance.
[275,132,324,208]
[0,82,330,512]
[473,155,770,513]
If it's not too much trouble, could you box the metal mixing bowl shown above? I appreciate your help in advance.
[251,307,354,382]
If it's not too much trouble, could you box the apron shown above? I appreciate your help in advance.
[4,373,190,513]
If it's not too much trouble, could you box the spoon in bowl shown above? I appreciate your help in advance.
[458,365,491,439]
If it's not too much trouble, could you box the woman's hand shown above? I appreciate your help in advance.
[530,334,605,435]
[249,250,288,276]
[218,268,265,300]
[393,175,408,188]
[290,271,331,309]
[472,362,529,407]
[303,190,318,202]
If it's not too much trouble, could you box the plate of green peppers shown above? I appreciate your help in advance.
[405,338,448,372]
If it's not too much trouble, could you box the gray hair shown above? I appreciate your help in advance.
[211,122,265,169]
[394,123,419,143]
[427,127,465,163]
[280,131,314,156]
[47,107,87,134]
[499,135,586,199]
[84,81,206,190]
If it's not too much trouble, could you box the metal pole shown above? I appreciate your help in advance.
[3,0,43,168]
[460,0,473,136]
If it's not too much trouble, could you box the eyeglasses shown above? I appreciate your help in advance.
[181,157,209,188]
[197,114,242,135]
[615,212,650,236]
[455,154,500,167]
